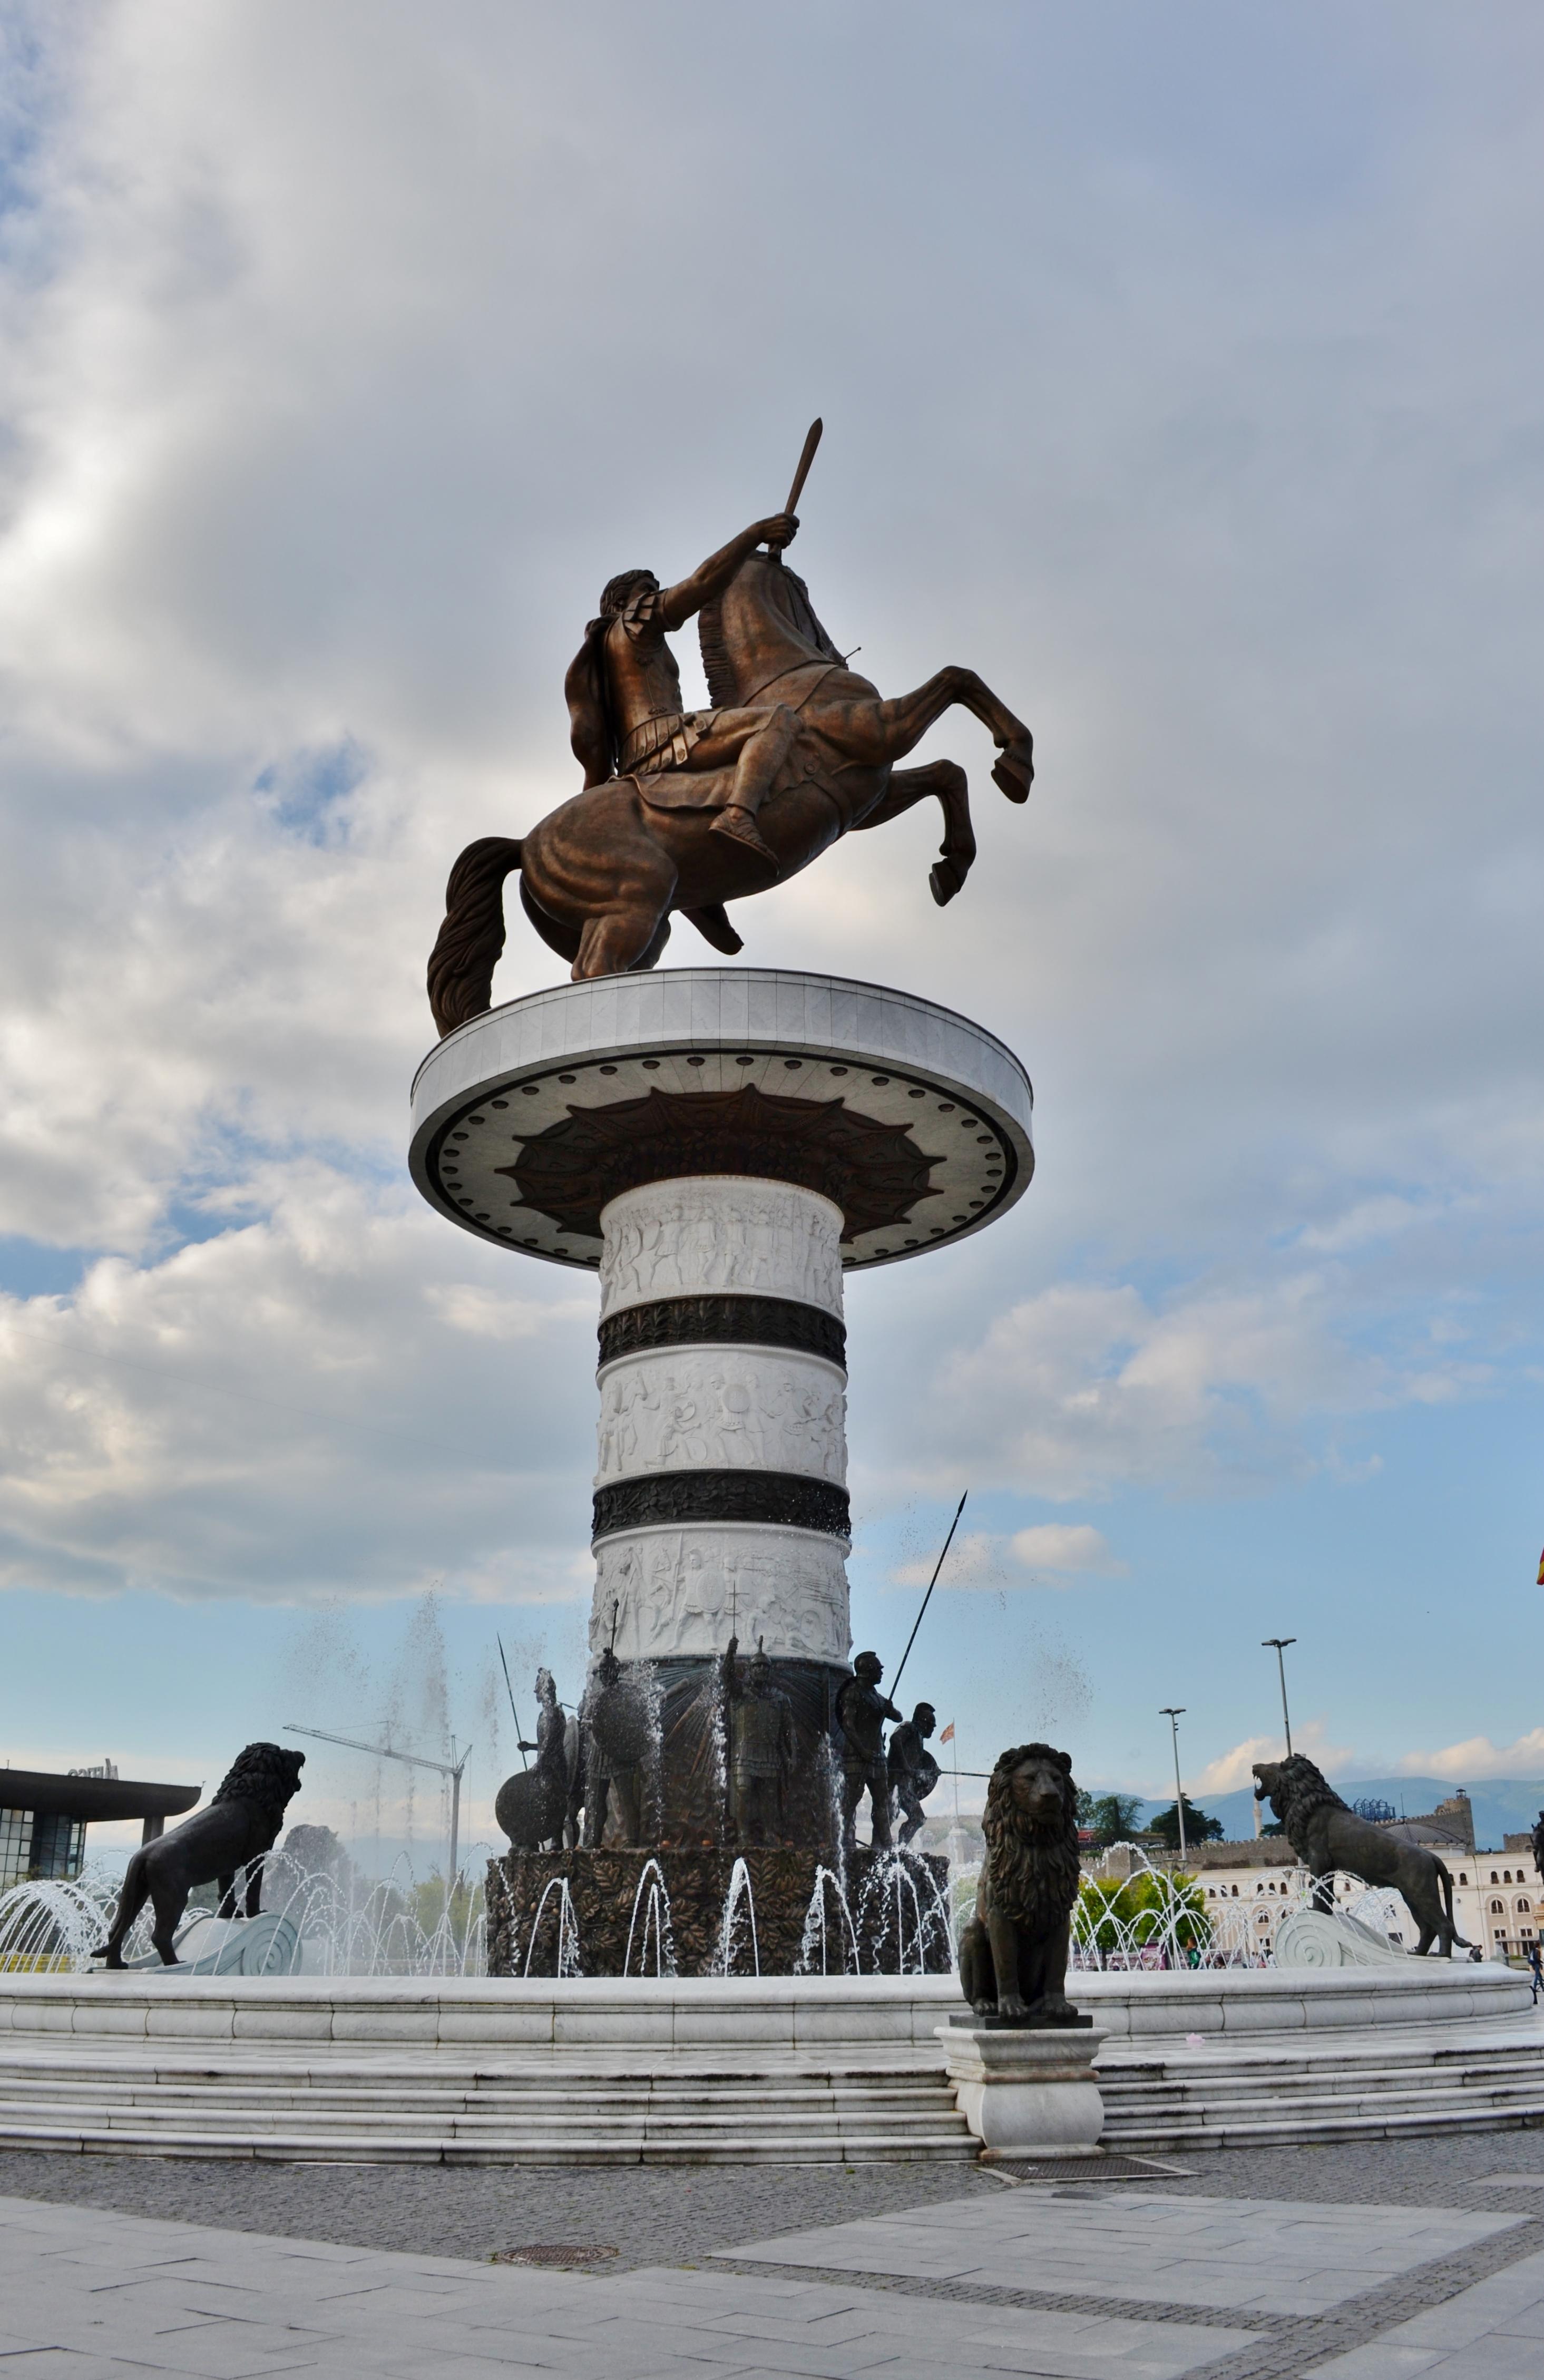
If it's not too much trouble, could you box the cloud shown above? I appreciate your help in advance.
[890,1531,1002,1589]
[0,3,1539,1800]
[1009,1524,1125,1580]
[0,1163,597,1602]
[888,1522,1121,1589]
[1394,1731,1544,1782]
[1188,1718,1356,1800]
[911,1276,1408,1503]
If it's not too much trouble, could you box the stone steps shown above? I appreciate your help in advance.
[1099,2036,1544,2149]
[0,2053,975,2163]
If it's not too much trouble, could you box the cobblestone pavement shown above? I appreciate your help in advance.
[5,2133,1544,2378]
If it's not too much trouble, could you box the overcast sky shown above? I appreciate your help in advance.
[1,2,1541,1863]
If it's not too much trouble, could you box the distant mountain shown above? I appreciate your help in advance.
[1099,1777,1544,1850]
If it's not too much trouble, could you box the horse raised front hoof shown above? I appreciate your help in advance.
[929,858,967,906]
[992,742,1034,803]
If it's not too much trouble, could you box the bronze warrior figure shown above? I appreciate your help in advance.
[721,1634,795,1847]
[426,428,1033,1018]
[837,1650,903,1855]
[888,1701,941,1847]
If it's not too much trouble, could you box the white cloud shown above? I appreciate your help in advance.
[905,1276,1413,1502]
[1297,1196,1425,1255]
[0,2,1538,1806]
[0,1164,597,1601]
[1188,1718,1356,1801]
[890,1530,1001,1590]
[1009,1524,1125,1580]
[890,1521,1122,1589]
[1395,1731,1544,1782]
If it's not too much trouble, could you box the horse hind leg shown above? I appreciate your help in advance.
[575,906,672,978]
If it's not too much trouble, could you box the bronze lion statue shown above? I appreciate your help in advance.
[92,1743,305,1968]
[958,1742,1088,2025]
[1254,1755,1469,1957]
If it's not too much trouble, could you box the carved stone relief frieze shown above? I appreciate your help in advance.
[595,1348,846,1486]
[599,1177,844,1319]
[590,1525,852,1665]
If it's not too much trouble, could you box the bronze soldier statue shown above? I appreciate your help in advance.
[581,1645,651,1848]
[565,512,805,867]
[721,1635,795,1846]
[494,1667,571,1852]
[836,1650,903,1855]
[887,1701,941,1847]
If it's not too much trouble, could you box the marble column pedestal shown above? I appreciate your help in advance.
[409,969,1034,1969]
[937,2022,1107,2160]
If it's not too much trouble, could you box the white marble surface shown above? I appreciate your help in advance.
[596,1347,846,1486]
[599,1175,844,1315]
[1073,1964,1533,2035]
[590,1522,850,1662]
[939,2022,1107,2158]
[0,1972,965,2048]
[408,968,1033,1273]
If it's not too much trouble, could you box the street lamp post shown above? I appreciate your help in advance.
[1262,1638,1296,1758]
[1159,1708,1187,1862]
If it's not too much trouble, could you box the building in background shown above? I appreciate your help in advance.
[0,1766,200,1889]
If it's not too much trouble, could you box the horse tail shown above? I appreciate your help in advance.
[427,836,522,1038]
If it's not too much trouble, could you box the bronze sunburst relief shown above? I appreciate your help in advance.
[497,1082,939,1240]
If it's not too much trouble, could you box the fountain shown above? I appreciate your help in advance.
[417,970,1032,1976]
[0,1852,490,1981]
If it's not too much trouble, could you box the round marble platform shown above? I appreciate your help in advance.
[408,968,1033,1272]
[1,1968,1537,2161]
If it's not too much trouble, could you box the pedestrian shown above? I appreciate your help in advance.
[1527,1940,1542,2003]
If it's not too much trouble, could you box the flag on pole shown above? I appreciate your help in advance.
[939,1722,955,1744]
[1537,1546,1544,1587]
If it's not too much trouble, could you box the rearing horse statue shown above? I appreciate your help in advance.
[427,540,1032,1032]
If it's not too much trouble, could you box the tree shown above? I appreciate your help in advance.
[1075,1870,1211,1958]
[1145,1794,1225,1848]
[1086,1792,1146,1846]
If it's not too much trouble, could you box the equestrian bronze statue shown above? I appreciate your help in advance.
[427,424,1033,1024]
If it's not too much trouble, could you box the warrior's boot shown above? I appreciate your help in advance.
[710,803,777,866]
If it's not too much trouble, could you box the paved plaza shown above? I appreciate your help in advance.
[4,2137,1544,2378]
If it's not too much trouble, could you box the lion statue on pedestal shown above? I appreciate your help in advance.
[958,1741,1088,2025]
[92,1743,306,1969]
[1254,1754,1470,1958]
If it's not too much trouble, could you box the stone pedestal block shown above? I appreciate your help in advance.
[936,2021,1107,2160]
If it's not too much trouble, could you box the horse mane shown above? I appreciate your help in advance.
[699,557,844,709]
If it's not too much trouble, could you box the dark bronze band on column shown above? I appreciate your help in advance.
[592,1470,851,1543]
[598,1294,845,1370]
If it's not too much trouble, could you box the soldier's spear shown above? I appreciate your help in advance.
[892,1491,968,1697]
[496,1634,527,1771]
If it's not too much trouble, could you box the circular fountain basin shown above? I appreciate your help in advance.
[0,1967,1535,2160]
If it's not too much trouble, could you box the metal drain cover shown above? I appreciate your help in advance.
[990,2153,1193,2184]
[492,2245,620,2269]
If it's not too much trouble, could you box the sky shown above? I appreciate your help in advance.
[1,1,1542,1869]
